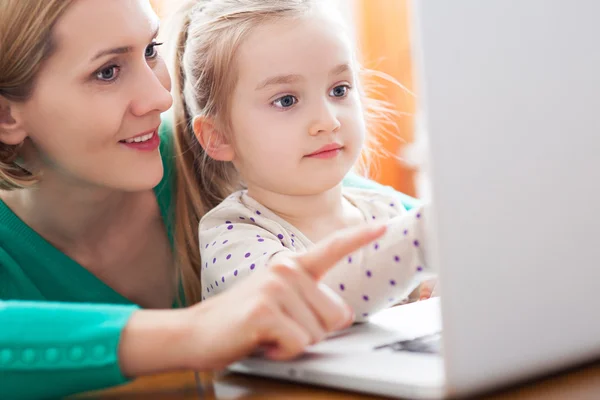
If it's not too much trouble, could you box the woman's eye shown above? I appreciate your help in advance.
[96,66,120,82]
[145,42,163,59]
[273,95,298,109]
[330,85,350,98]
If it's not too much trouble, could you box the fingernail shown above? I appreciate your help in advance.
[337,306,354,330]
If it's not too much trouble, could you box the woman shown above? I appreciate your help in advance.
[0,1,418,399]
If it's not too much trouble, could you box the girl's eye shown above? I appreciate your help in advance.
[96,65,120,82]
[330,85,350,98]
[145,42,163,59]
[273,95,298,109]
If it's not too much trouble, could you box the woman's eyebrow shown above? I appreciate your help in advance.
[90,24,160,62]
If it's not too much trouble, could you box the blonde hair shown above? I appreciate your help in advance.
[0,0,74,190]
[168,0,400,304]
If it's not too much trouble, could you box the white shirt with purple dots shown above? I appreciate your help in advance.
[199,188,434,322]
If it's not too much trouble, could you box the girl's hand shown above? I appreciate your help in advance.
[418,279,438,300]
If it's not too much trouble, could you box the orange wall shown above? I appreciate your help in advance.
[354,0,417,196]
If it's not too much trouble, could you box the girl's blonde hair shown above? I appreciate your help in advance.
[0,0,74,190]
[168,0,399,304]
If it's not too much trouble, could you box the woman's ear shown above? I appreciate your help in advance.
[0,97,27,146]
[192,115,235,161]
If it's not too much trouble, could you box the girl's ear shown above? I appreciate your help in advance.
[192,116,235,161]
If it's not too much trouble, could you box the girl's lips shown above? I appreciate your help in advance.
[305,147,343,159]
[305,143,344,159]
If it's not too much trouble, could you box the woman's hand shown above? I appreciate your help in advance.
[118,224,386,376]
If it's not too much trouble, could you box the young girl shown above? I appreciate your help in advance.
[176,0,435,320]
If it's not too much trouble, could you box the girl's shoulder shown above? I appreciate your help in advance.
[199,190,247,229]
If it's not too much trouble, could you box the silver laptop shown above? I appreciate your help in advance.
[228,0,600,398]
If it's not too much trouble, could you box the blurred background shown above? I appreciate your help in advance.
[151,0,419,198]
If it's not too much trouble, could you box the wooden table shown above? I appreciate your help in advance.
[76,360,600,399]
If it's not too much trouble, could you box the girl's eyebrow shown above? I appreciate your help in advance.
[255,63,352,91]
[256,74,303,90]
[330,63,351,76]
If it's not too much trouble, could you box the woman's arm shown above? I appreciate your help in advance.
[0,301,202,400]
[0,301,137,400]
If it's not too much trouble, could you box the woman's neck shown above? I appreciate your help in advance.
[0,175,130,249]
[246,183,364,242]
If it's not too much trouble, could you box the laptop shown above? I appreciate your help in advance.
[228,0,600,398]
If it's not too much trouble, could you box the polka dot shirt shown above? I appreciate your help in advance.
[199,188,433,322]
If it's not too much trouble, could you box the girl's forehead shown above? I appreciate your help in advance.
[236,15,355,84]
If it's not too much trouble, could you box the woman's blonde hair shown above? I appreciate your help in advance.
[168,0,400,304]
[0,0,74,190]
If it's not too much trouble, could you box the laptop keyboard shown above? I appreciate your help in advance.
[373,332,442,354]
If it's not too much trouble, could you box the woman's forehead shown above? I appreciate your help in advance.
[51,0,158,65]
